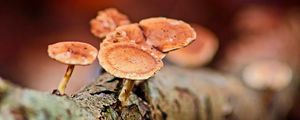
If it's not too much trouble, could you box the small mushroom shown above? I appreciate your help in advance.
[98,18,196,106]
[98,42,163,106]
[102,24,166,59]
[48,41,98,95]
[115,23,146,44]
[242,60,292,91]
[99,42,163,80]
[100,30,131,47]
[101,23,145,46]
[242,60,293,108]
[139,17,196,52]
[90,8,130,39]
[166,24,219,67]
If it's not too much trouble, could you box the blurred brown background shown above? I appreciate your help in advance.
[0,0,300,119]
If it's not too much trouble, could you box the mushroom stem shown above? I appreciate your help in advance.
[262,89,275,109]
[58,65,75,95]
[118,79,135,106]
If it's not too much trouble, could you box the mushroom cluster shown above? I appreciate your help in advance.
[98,17,196,106]
[47,8,196,107]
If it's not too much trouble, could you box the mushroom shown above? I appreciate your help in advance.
[139,17,196,52]
[48,41,98,95]
[102,24,166,59]
[98,42,163,106]
[234,5,281,35]
[242,59,293,107]
[90,8,130,39]
[166,24,219,67]
[98,18,196,106]
[101,23,144,46]
[115,23,146,44]
[242,60,292,91]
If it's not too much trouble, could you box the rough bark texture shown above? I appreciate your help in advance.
[0,65,296,120]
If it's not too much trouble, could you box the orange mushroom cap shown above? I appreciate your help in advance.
[139,43,166,59]
[48,41,98,65]
[100,30,131,48]
[167,24,219,67]
[101,24,145,46]
[90,8,130,38]
[103,8,130,26]
[139,17,196,52]
[115,23,146,44]
[98,42,163,80]
[102,23,166,59]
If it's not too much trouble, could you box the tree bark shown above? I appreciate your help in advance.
[0,65,295,120]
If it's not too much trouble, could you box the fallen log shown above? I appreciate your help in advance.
[0,65,294,120]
